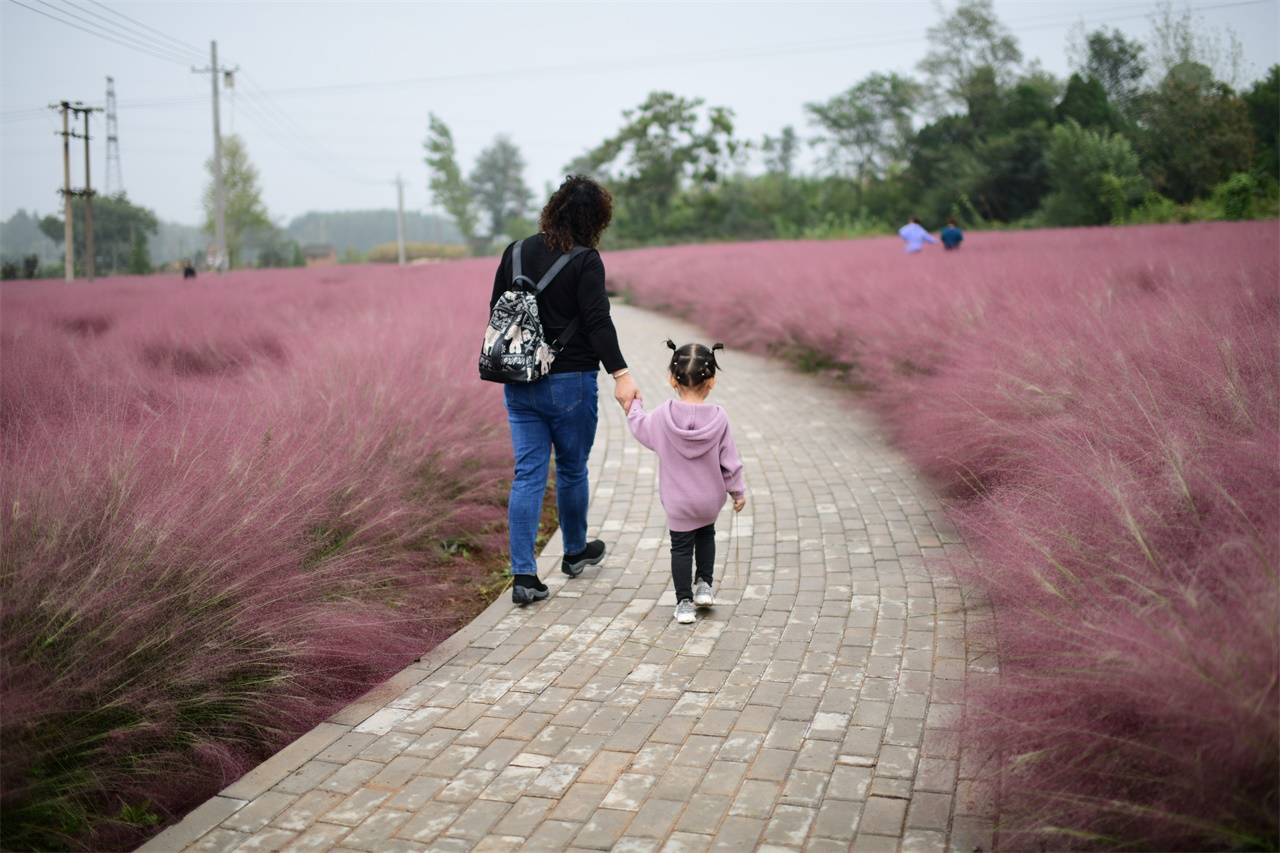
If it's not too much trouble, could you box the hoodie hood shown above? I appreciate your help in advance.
[659,399,729,459]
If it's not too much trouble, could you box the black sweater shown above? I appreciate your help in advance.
[489,234,627,375]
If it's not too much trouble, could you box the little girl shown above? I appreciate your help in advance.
[626,340,746,624]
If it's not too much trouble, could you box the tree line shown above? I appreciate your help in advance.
[425,0,1278,251]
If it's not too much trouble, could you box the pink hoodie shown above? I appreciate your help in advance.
[627,398,746,532]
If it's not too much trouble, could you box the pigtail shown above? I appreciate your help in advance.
[711,343,724,370]
[665,339,677,351]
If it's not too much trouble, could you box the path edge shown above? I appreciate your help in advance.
[138,531,565,852]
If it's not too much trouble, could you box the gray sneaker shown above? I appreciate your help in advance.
[674,599,696,624]
[693,580,715,607]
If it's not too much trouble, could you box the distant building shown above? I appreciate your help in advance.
[303,244,337,267]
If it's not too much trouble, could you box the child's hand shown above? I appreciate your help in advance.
[732,495,746,512]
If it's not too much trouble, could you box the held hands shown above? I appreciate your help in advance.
[732,494,746,513]
[613,371,641,414]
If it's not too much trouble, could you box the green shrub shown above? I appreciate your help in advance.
[1214,172,1259,220]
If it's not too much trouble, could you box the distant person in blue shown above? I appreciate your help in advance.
[898,217,937,254]
[941,218,964,250]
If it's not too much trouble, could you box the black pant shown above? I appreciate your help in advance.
[670,524,715,602]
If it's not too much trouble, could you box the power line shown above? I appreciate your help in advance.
[43,0,205,64]
[167,0,1280,103]
[2,0,1272,129]
[80,0,206,58]
[231,81,390,187]
[3,0,197,66]
[6,0,1270,120]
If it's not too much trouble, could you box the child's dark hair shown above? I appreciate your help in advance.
[666,339,725,388]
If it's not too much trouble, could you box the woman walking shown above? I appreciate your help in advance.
[488,175,641,605]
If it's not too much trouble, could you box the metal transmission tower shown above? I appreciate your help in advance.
[104,76,122,194]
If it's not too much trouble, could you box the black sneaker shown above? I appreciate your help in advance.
[511,575,548,605]
[562,539,606,578]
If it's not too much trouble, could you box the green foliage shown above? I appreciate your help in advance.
[570,91,739,242]
[1123,190,1181,224]
[1074,27,1146,114]
[423,113,482,254]
[1056,73,1113,129]
[0,209,60,263]
[1042,120,1146,225]
[761,126,799,176]
[202,135,271,269]
[806,73,922,181]
[285,209,461,255]
[918,0,1022,109]
[1213,172,1259,220]
[1137,65,1255,203]
[1,254,43,280]
[505,1,1270,247]
[254,232,303,268]
[126,229,151,275]
[37,192,159,277]
[971,123,1051,221]
[425,117,537,253]
[469,135,533,246]
[1243,66,1279,179]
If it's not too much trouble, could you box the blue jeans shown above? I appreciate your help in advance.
[504,371,598,575]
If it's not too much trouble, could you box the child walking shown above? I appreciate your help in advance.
[626,340,746,624]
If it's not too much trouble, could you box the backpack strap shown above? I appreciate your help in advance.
[534,245,589,351]
[511,239,528,287]
[534,245,588,294]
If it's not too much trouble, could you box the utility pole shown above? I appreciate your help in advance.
[395,175,407,267]
[192,41,237,271]
[82,108,97,281]
[104,76,122,195]
[50,100,102,282]
[57,101,73,282]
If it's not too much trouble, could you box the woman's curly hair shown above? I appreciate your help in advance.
[539,175,613,251]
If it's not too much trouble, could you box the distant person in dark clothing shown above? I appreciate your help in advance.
[182,260,197,279]
[941,219,964,251]
[489,175,640,605]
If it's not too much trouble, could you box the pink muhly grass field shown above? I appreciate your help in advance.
[1,261,511,850]
[611,221,1279,850]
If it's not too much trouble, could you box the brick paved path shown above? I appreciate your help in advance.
[144,305,996,853]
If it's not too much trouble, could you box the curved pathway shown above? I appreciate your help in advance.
[144,305,996,853]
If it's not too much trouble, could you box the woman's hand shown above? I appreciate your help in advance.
[613,370,641,412]
[732,494,746,512]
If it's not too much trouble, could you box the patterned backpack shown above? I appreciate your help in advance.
[479,239,587,384]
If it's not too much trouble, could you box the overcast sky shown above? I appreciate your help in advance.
[2,0,1276,226]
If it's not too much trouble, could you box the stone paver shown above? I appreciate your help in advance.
[142,304,996,853]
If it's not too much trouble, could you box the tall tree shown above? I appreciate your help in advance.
[1138,63,1254,202]
[570,91,738,239]
[423,113,482,254]
[762,126,799,176]
[202,134,270,269]
[468,135,532,245]
[1041,119,1147,225]
[39,192,158,276]
[1146,1,1243,88]
[918,0,1022,110]
[1243,66,1279,180]
[1070,27,1147,114]
[806,73,922,182]
[1056,73,1114,130]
